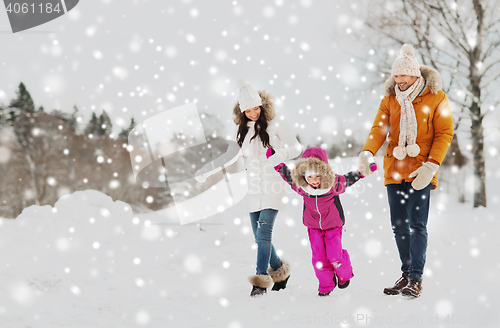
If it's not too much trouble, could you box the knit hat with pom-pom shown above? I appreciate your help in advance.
[237,79,262,112]
[391,44,421,77]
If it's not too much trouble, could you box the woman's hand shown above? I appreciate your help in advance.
[266,148,284,171]
[265,147,274,159]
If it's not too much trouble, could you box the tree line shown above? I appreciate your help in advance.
[0,83,171,218]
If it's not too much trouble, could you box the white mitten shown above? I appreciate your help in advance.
[358,151,376,177]
[409,162,439,190]
[267,151,285,168]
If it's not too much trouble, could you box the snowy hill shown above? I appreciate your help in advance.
[0,157,499,328]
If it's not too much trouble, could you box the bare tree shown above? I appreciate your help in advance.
[354,0,500,207]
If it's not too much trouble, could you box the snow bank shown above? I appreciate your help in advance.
[0,157,499,327]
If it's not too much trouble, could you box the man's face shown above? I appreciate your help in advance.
[394,75,418,91]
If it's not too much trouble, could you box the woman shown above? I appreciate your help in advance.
[232,80,302,296]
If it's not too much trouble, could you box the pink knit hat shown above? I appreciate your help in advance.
[301,147,329,164]
[391,44,421,77]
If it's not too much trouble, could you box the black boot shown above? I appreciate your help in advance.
[271,275,290,291]
[268,260,291,291]
[318,291,331,297]
[335,272,351,289]
[248,274,273,297]
[250,285,267,297]
[333,271,352,289]
[338,280,350,289]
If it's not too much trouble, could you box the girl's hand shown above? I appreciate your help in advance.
[358,151,377,177]
[360,163,377,178]
[266,148,284,171]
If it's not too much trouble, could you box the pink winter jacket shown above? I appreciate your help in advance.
[268,147,363,230]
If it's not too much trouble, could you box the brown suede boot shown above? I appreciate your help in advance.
[402,280,422,298]
[383,272,408,295]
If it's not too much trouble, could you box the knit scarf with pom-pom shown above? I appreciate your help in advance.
[393,76,426,160]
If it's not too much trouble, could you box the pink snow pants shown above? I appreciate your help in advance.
[308,226,354,293]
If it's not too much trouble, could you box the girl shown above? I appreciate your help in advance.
[197,80,302,297]
[267,146,375,296]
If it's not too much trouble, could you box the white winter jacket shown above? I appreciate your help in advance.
[240,118,302,212]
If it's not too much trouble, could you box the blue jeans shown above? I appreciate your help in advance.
[249,209,282,275]
[387,181,431,281]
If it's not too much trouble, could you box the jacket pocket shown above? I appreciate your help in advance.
[383,152,394,181]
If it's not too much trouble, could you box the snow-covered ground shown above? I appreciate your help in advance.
[1,156,499,328]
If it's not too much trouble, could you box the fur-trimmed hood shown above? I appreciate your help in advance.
[292,147,335,191]
[384,65,443,97]
[232,90,275,125]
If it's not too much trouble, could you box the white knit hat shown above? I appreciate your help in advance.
[237,79,262,112]
[391,44,421,77]
[303,170,318,178]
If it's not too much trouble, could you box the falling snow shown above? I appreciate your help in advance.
[0,0,499,327]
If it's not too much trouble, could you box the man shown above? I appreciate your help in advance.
[358,44,453,298]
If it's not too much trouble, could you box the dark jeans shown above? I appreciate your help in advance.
[387,181,431,281]
[249,209,282,275]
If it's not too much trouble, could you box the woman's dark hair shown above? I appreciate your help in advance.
[236,106,271,148]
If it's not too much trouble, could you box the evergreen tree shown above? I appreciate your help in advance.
[8,83,36,144]
[98,110,113,137]
[8,83,40,205]
[0,105,5,125]
[118,117,136,142]
[54,106,79,132]
[84,110,113,138]
[67,106,79,132]
[84,112,100,137]
[8,82,35,121]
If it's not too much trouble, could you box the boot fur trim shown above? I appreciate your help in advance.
[248,274,273,288]
[267,259,291,283]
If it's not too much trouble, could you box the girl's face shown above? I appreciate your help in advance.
[306,174,321,188]
[244,106,261,121]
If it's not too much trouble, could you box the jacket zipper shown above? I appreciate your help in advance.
[316,195,323,230]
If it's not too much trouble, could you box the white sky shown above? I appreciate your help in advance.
[0,0,498,152]
[0,0,384,146]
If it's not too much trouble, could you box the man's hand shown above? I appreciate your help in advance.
[409,162,439,190]
[358,151,377,178]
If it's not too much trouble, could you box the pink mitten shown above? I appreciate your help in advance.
[360,163,377,178]
[266,147,274,159]
[266,148,284,171]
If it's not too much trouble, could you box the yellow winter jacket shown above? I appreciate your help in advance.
[362,66,454,189]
